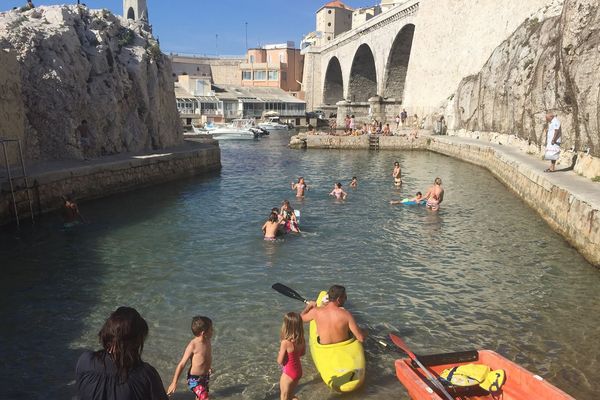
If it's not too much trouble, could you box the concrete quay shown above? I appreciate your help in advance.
[0,140,221,226]
[296,132,600,267]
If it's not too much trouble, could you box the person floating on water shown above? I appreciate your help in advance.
[301,285,366,345]
[277,312,306,400]
[390,191,423,205]
[262,212,280,241]
[167,316,213,400]
[280,200,300,233]
[291,177,308,198]
[349,176,358,188]
[423,177,444,211]
[62,195,85,225]
[329,182,347,200]
[392,161,402,186]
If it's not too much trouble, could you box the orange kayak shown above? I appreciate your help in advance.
[395,349,575,399]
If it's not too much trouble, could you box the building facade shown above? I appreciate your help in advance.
[240,42,304,94]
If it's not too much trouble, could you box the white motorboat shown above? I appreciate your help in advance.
[210,119,258,140]
[258,117,290,132]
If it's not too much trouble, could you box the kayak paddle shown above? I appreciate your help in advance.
[389,333,455,400]
[272,283,309,304]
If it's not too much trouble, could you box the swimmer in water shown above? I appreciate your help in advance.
[329,183,347,200]
[424,177,444,211]
[390,191,423,205]
[262,212,280,241]
[392,161,402,186]
[291,177,308,198]
[281,200,300,233]
[349,177,358,188]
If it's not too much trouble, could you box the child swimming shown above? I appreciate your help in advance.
[291,177,308,198]
[349,177,358,188]
[329,182,347,200]
[280,200,300,233]
[168,316,213,400]
[277,312,305,400]
[390,191,423,205]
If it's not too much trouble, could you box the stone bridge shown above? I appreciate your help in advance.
[302,0,557,127]
[303,0,419,124]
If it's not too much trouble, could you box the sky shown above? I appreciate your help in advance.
[4,0,378,55]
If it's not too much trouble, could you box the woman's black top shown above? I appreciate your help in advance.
[76,351,168,400]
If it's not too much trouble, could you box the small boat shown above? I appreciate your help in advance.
[309,291,366,392]
[210,119,258,140]
[395,349,575,400]
[258,117,290,132]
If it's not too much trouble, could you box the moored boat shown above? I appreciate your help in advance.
[395,349,575,400]
[309,291,366,392]
[258,116,290,132]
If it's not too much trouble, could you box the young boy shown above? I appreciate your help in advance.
[168,316,213,400]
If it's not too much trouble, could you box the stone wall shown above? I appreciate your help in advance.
[0,5,182,164]
[0,48,25,165]
[447,0,600,156]
[403,0,562,116]
[0,142,221,226]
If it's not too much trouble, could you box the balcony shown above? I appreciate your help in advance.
[240,62,282,70]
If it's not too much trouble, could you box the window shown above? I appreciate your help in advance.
[249,55,255,63]
[268,55,272,63]
[254,70,267,80]
[327,36,331,41]
[268,70,279,81]
[328,9,332,14]
[279,54,286,63]
[242,71,252,80]
[328,22,331,27]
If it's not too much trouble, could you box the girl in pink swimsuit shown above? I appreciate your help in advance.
[277,312,305,400]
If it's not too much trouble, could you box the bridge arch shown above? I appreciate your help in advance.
[323,57,344,105]
[348,44,377,103]
[384,24,415,100]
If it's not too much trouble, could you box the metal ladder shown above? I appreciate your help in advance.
[1,138,34,227]
[369,134,380,150]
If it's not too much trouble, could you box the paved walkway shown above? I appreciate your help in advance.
[435,135,600,209]
[0,141,216,182]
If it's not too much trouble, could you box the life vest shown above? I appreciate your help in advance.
[440,364,505,393]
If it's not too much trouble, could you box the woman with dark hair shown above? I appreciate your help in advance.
[76,307,168,400]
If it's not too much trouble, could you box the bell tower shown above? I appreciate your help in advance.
[123,0,149,26]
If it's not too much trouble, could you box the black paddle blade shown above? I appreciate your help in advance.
[272,283,307,303]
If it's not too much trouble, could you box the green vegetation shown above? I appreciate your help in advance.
[592,176,600,182]
[526,17,541,34]
[148,43,162,62]
[118,28,135,47]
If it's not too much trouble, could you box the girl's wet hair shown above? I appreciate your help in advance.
[336,182,342,188]
[416,191,422,196]
[97,307,148,381]
[280,312,305,345]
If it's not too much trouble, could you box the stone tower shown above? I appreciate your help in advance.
[123,0,149,25]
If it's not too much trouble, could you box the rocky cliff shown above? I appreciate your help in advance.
[0,5,182,163]
[448,0,600,156]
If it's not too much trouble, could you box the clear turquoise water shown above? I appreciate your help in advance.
[0,133,598,400]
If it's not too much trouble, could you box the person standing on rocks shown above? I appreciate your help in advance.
[400,109,408,129]
[544,112,561,172]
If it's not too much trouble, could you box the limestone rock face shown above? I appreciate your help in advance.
[448,0,600,156]
[0,5,182,162]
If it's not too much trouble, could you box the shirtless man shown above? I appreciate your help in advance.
[301,285,366,345]
[423,177,444,211]
[262,212,280,241]
[291,177,308,198]
[392,161,402,186]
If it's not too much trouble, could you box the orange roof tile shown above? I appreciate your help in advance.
[320,1,354,12]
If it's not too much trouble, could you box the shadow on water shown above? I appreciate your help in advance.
[0,171,220,400]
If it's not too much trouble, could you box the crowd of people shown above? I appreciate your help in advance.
[318,109,422,138]
[75,285,365,400]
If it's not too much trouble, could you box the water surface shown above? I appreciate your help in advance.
[0,133,598,399]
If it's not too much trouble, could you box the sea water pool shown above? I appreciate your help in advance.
[0,133,598,400]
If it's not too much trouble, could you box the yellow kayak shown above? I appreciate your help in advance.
[309,290,366,392]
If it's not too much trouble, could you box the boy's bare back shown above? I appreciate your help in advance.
[187,336,212,376]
